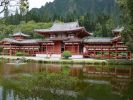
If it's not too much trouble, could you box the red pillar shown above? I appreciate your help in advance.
[72,43,74,54]
[94,46,96,58]
[64,44,66,51]
[109,48,110,59]
[46,44,48,54]
[78,44,79,54]
[9,44,12,56]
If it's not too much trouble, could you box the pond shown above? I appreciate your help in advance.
[0,61,132,100]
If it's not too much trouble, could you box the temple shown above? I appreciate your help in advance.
[83,27,131,59]
[1,32,40,56]
[1,22,131,59]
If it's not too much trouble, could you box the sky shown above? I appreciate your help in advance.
[29,0,54,10]
[0,0,54,17]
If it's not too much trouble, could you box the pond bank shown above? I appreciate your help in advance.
[0,56,133,65]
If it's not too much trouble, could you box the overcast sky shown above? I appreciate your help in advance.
[29,0,54,10]
[0,0,54,17]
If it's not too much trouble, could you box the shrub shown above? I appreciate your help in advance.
[0,47,3,54]
[16,52,25,56]
[62,51,72,59]
[120,52,127,57]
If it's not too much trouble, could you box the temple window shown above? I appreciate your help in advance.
[69,34,75,38]
[50,34,56,38]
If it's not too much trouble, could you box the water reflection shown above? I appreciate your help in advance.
[70,65,132,93]
[0,63,62,76]
[0,62,132,100]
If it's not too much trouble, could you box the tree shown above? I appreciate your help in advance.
[0,0,29,15]
[117,0,133,52]
[20,0,29,16]
[0,0,9,14]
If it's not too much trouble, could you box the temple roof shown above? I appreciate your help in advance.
[112,36,121,42]
[34,21,90,36]
[83,37,112,44]
[46,37,69,41]
[12,32,30,37]
[112,27,124,33]
[63,38,82,43]
[2,38,40,44]
[51,21,79,30]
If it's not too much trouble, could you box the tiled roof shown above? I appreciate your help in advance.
[12,32,30,37]
[35,22,79,32]
[63,38,82,43]
[46,37,69,41]
[2,38,41,44]
[51,21,79,30]
[112,27,124,33]
[83,37,112,44]
[34,21,90,36]
[112,36,121,42]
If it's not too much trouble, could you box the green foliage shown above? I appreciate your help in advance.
[0,47,3,53]
[119,52,127,56]
[117,0,133,52]
[0,21,52,39]
[78,84,114,100]
[62,51,72,59]
[16,52,25,56]
[0,0,120,38]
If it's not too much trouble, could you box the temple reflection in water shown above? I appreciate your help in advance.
[0,63,132,99]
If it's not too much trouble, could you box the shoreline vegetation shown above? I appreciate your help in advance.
[0,56,133,65]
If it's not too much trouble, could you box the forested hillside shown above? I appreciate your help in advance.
[36,0,120,22]
[3,0,121,37]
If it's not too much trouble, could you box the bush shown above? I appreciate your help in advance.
[16,52,25,56]
[62,51,72,59]
[119,52,127,57]
[0,47,3,53]
[132,54,133,58]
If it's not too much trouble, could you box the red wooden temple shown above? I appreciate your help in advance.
[83,27,131,59]
[1,22,131,59]
[1,32,40,56]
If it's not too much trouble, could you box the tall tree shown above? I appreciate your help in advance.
[0,0,9,14]
[117,0,133,52]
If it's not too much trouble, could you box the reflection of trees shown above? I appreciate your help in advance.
[122,81,133,100]
[0,72,78,100]
[0,64,132,100]
[2,87,7,100]
[81,66,132,96]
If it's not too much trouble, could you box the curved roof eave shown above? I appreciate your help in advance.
[35,27,91,36]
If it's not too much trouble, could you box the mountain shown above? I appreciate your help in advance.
[28,0,120,22]
[4,0,122,37]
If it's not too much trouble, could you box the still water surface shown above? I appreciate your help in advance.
[0,62,132,100]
